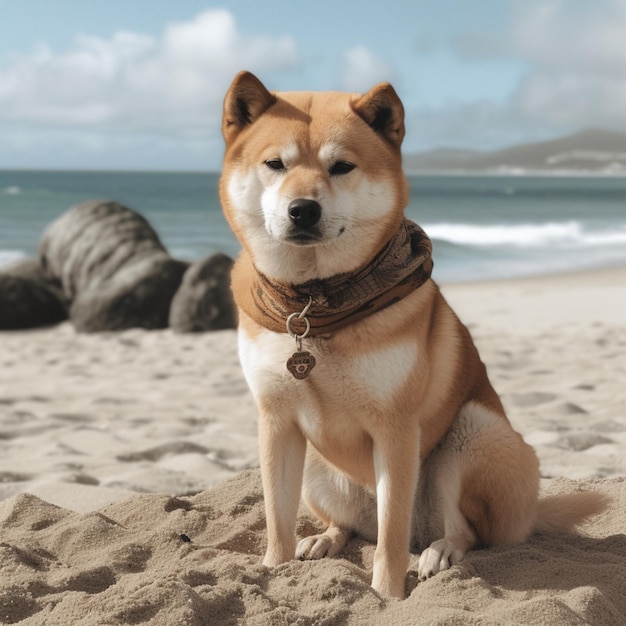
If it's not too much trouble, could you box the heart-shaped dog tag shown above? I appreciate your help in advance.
[286,351,316,379]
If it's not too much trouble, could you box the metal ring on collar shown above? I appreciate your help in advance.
[286,311,311,339]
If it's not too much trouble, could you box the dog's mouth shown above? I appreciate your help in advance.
[284,224,348,246]
[285,229,324,246]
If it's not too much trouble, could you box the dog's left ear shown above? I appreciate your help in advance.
[352,83,405,149]
[222,71,277,144]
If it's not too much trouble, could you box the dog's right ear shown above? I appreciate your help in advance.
[222,71,276,144]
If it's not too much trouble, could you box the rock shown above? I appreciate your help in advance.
[0,258,68,329]
[70,257,189,332]
[39,200,188,332]
[169,253,237,332]
[39,200,169,300]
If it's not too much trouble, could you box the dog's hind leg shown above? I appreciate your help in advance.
[297,446,377,560]
[416,451,476,580]
[417,402,539,580]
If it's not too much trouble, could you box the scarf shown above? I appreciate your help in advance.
[231,218,433,337]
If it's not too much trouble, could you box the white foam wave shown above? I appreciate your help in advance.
[424,221,626,249]
[2,186,21,195]
[0,250,26,268]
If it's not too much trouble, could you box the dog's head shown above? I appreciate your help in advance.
[219,71,409,283]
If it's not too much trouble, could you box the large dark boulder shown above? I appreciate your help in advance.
[71,257,189,332]
[169,253,237,332]
[0,258,68,329]
[39,200,188,332]
[39,199,169,299]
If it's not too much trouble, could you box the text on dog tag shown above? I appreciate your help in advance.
[286,351,316,379]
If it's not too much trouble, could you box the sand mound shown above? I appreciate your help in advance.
[1,470,624,625]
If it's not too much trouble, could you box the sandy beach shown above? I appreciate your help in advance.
[1,266,625,624]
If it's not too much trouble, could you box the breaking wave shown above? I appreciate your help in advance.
[424,221,626,249]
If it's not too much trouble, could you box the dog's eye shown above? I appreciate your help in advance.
[265,159,285,171]
[329,161,355,176]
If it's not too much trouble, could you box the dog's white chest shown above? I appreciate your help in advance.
[239,326,419,484]
[239,327,418,428]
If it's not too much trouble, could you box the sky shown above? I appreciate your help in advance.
[1,0,626,171]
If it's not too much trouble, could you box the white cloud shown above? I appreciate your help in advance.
[515,73,626,129]
[404,100,551,154]
[340,46,394,93]
[511,0,626,75]
[508,0,626,131]
[452,0,626,137]
[0,9,298,136]
[4,2,626,167]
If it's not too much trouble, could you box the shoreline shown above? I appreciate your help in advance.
[444,259,626,287]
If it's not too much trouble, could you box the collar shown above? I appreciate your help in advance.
[231,218,433,336]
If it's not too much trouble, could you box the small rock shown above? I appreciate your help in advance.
[169,253,237,332]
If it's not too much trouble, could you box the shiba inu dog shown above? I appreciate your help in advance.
[218,71,608,599]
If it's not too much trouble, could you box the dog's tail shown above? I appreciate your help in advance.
[534,491,610,534]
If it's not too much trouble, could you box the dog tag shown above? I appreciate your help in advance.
[286,350,316,379]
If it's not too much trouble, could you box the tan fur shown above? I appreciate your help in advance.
[219,71,609,599]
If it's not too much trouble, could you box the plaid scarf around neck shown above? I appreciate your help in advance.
[231,219,433,336]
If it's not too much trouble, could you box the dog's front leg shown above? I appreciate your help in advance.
[258,412,307,566]
[371,432,420,599]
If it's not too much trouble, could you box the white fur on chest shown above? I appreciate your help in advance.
[239,326,418,438]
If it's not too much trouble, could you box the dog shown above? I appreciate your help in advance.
[218,71,608,599]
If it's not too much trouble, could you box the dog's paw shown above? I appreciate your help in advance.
[417,539,464,581]
[296,534,335,560]
[296,527,349,561]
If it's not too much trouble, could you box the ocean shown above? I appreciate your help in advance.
[1,169,626,283]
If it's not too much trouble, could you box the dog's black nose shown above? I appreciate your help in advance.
[288,199,321,229]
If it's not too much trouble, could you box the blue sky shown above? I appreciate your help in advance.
[1,0,625,170]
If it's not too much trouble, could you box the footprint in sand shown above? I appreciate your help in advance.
[591,420,626,433]
[510,392,557,407]
[554,433,615,452]
[555,402,588,415]
[117,441,210,463]
[49,412,95,423]
[573,383,595,391]
[0,471,33,482]
[93,397,136,405]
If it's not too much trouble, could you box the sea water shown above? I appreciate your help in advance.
[1,170,626,283]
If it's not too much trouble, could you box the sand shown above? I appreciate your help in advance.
[1,266,625,625]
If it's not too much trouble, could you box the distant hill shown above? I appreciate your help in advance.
[404,129,626,174]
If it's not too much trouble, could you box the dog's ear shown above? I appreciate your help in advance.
[222,71,276,144]
[352,83,405,149]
